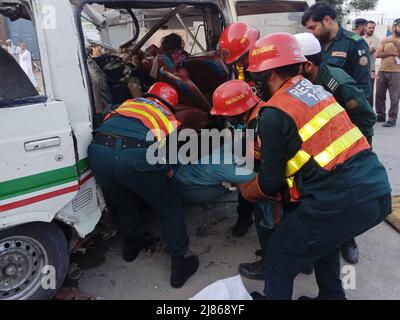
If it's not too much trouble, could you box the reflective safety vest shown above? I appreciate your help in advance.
[246,100,264,161]
[263,76,371,202]
[104,98,181,141]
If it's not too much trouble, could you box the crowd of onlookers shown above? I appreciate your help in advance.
[1,38,37,87]
[353,18,400,128]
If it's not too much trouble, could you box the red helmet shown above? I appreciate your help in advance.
[146,82,179,109]
[247,32,307,73]
[219,22,260,65]
[211,80,260,116]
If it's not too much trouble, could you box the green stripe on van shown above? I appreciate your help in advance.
[77,158,89,174]
[0,158,89,201]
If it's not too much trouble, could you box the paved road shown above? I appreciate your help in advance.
[76,122,400,300]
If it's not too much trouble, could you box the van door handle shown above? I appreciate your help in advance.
[24,137,61,151]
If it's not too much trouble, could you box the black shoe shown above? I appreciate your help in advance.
[251,291,266,300]
[376,115,386,123]
[382,120,396,127]
[170,255,199,288]
[301,265,314,275]
[232,217,253,238]
[238,258,265,281]
[123,233,154,262]
[341,239,359,264]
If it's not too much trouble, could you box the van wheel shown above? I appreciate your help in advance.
[0,222,69,300]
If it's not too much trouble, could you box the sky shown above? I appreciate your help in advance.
[372,0,400,19]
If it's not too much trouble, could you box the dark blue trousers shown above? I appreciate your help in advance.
[264,194,392,300]
[88,141,189,257]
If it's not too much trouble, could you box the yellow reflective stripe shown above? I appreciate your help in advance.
[314,127,364,167]
[299,103,345,142]
[124,101,176,134]
[286,149,312,177]
[287,177,294,188]
[117,107,163,139]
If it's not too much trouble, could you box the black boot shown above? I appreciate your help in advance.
[233,195,254,237]
[341,238,359,264]
[170,255,199,288]
[238,258,265,281]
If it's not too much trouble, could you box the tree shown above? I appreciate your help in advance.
[316,0,379,22]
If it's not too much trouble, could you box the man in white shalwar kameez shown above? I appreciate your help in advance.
[18,42,37,87]
[5,40,18,60]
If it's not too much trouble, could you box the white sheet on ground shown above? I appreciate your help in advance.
[190,275,252,300]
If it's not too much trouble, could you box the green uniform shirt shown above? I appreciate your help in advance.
[322,27,372,99]
[317,62,377,139]
[256,104,391,213]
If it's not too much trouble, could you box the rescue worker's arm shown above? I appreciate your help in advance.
[239,108,300,202]
[349,41,372,98]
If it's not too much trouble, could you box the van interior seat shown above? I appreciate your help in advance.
[182,51,230,100]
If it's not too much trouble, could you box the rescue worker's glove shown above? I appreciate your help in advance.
[238,175,281,203]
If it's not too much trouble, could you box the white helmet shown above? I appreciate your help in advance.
[294,33,321,56]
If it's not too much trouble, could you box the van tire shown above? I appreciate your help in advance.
[0,222,69,300]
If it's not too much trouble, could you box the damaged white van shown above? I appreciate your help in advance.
[0,0,313,300]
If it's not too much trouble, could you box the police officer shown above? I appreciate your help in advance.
[218,22,260,237]
[240,33,391,300]
[295,32,377,145]
[302,2,372,100]
[88,82,199,289]
[352,18,368,37]
[294,33,378,264]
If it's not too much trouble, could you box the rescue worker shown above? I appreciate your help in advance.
[88,82,199,289]
[218,22,260,237]
[210,80,263,162]
[219,22,261,97]
[240,33,391,300]
[302,2,372,100]
[211,80,284,279]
